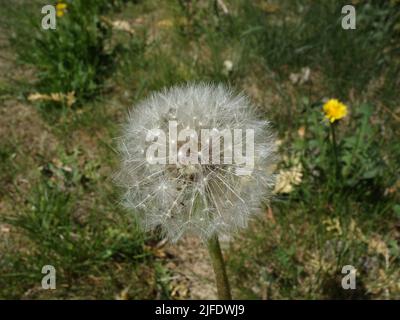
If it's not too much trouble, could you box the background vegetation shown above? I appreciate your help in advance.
[0,0,399,299]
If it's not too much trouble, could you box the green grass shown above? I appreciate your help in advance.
[0,177,165,299]
[233,1,400,98]
[228,101,399,299]
[0,0,399,299]
[1,0,135,106]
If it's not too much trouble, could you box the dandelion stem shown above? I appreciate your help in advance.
[207,234,232,300]
[330,123,340,180]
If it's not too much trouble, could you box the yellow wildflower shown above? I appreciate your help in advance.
[323,99,348,123]
[56,2,67,17]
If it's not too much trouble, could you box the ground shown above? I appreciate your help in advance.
[0,0,399,299]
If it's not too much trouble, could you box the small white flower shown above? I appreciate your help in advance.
[114,83,276,242]
[289,67,311,85]
[223,60,233,74]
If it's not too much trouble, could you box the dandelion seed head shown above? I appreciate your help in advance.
[114,83,276,242]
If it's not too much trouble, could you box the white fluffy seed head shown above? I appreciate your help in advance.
[114,83,276,242]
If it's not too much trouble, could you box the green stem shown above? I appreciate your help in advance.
[330,123,340,181]
[207,234,232,300]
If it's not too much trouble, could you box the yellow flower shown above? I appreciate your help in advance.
[56,3,67,10]
[56,2,67,17]
[323,99,348,123]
